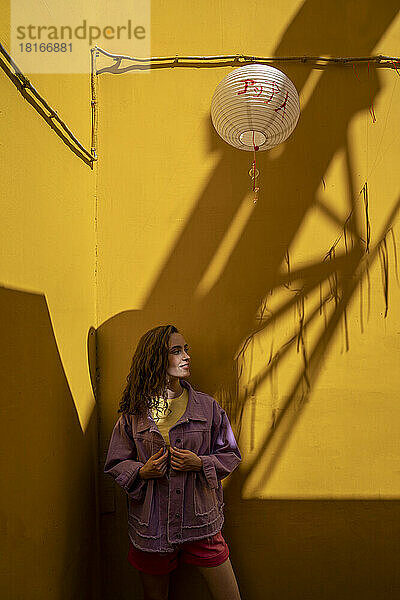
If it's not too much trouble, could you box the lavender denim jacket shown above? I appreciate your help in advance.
[103,379,242,553]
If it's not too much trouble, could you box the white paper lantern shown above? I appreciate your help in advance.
[211,64,300,151]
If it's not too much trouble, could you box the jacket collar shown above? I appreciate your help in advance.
[136,379,207,433]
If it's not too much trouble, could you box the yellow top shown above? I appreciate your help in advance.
[150,387,189,448]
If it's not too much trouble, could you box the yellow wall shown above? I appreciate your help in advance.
[97,2,400,600]
[0,0,99,598]
[1,0,400,599]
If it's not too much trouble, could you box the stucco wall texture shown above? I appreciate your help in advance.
[1,1,400,599]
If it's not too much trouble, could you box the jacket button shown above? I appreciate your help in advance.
[175,513,180,518]
[176,438,181,443]
[176,489,181,494]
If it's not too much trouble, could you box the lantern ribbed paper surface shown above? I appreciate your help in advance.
[211,64,300,151]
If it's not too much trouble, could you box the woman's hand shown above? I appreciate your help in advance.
[139,448,168,480]
[170,446,202,472]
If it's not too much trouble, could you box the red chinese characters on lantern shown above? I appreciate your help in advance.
[237,79,289,120]
[264,81,280,104]
[237,79,263,97]
[274,91,289,120]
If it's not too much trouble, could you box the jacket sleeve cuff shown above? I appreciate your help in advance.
[116,463,147,501]
[199,455,218,489]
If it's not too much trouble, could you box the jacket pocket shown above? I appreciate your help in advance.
[133,432,164,464]
[183,425,211,455]
[193,471,218,517]
[128,478,154,527]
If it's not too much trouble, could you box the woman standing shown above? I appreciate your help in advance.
[104,324,242,600]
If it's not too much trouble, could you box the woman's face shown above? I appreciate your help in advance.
[166,332,191,380]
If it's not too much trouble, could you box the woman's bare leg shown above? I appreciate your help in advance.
[138,571,170,600]
[197,557,242,600]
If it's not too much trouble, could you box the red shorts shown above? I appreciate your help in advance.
[128,531,229,575]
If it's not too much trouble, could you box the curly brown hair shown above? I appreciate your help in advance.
[118,324,179,419]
